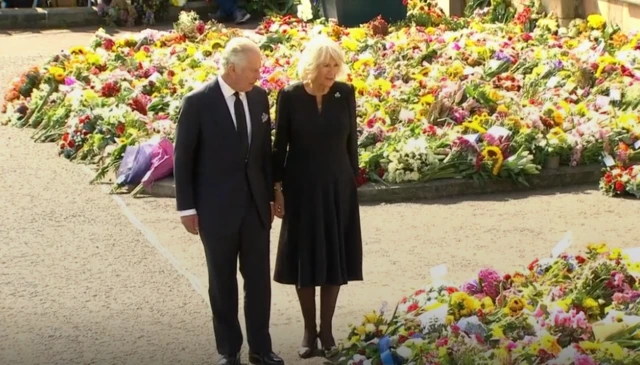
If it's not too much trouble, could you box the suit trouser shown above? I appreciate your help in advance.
[199,189,272,356]
[216,0,238,16]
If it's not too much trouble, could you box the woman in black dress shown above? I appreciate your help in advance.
[271,36,363,358]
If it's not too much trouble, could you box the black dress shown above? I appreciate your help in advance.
[272,81,363,288]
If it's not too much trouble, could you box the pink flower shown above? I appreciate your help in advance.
[478,268,502,300]
[575,353,597,365]
[613,292,631,305]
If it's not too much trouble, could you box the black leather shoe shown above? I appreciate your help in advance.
[217,354,241,365]
[248,352,284,365]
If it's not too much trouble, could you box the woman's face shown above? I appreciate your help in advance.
[313,57,341,89]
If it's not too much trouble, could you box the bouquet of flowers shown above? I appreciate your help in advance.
[338,236,640,365]
[1,2,640,196]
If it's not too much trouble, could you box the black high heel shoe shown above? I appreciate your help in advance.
[318,331,339,359]
[297,330,318,359]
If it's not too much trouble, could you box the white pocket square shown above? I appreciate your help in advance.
[261,112,269,122]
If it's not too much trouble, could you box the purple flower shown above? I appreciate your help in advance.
[461,279,481,295]
[451,107,469,123]
[64,76,77,86]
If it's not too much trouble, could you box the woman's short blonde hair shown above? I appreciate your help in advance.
[297,35,349,82]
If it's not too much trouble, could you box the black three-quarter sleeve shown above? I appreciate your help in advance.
[272,88,291,183]
[346,84,359,177]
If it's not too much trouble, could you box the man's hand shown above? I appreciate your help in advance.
[274,191,285,219]
[180,214,199,235]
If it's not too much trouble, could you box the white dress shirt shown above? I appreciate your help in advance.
[178,76,252,217]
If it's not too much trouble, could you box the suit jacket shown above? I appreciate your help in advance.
[173,78,274,234]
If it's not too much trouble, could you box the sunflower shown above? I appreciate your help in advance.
[482,146,504,175]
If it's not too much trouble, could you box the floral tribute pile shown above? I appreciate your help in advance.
[337,241,640,365]
[1,1,640,197]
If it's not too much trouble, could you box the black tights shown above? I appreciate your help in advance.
[296,285,340,348]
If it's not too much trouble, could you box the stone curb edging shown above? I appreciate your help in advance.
[0,1,209,30]
[141,165,604,204]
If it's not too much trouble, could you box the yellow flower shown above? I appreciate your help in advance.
[556,298,572,312]
[341,38,359,51]
[564,39,578,49]
[583,298,599,310]
[482,146,504,175]
[506,297,525,316]
[352,78,368,93]
[446,60,465,80]
[579,341,600,351]
[610,248,622,260]
[587,14,606,30]
[587,242,609,254]
[487,88,503,102]
[601,342,625,360]
[69,46,88,55]
[575,103,588,116]
[481,297,495,313]
[496,105,508,114]
[348,28,367,41]
[355,325,366,336]
[374,79,392,93]
[419,94,435,105]
[353,55,374,71]
[86,53,102,66]
[363,311,379,324]
[547,127,566,141]
[492,326,505,339]
[134,50,148,62]
[541,333,562,355]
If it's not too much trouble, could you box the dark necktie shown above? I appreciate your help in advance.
[234,91,249,159]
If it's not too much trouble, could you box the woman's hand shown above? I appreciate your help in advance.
[274,189,285,218]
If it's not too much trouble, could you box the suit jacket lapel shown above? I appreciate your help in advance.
[210,79,237,136]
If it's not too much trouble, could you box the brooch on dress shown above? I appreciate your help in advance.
[335,92,341,98]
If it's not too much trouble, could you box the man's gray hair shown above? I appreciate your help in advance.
[221,37,260,70]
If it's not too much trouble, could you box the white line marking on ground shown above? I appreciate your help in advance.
[82,166,209,305]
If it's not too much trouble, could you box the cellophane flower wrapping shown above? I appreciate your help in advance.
[337,238,640,365]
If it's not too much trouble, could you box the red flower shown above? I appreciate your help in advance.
[528,258,539,271]
[446,287,458,294]
[406,303,419,313]
[102,38,115,51]
[615,181,625,192]
[414,289,426,296]
[575,255,586,264]
[503,274,512,281]
[355,168,368,187]
[115,122,125,136]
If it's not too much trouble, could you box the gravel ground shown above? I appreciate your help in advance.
[2,27,640,365]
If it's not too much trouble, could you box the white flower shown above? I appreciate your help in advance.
[398,108,415,121]
[396,346,412,359]
[296,0,314,21]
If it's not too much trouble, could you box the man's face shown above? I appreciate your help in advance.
[232,50,262,92]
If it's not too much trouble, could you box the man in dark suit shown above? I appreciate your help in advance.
[173,37,284,365]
